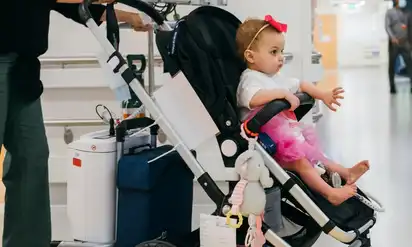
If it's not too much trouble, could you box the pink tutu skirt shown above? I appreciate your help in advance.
[246,108,327,166]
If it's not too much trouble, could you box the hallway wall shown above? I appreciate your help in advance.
[337,2,389,67]
[316,0,391,68]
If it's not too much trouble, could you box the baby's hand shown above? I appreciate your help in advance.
[321,87,345,111]
[284,92,300,111]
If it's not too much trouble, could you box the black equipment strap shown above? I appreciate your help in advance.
[106,3,120,50]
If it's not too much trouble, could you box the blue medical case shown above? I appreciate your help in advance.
[116,145,194,247]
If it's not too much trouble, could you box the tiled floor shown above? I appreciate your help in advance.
[313,66,411,246]
[0,66,410,247]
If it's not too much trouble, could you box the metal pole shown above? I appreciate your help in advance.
[44,119,105,127]
[148,30,155,96]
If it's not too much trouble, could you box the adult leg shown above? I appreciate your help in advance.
[0,55,12,192]
[399,46,412,92]
[0,55,10,245]
[388,41,400,93]
[1,56,51,247]
[0,55,11,147]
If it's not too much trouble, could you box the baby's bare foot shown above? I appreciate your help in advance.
[327,184,357,206]
[347,160,370,185]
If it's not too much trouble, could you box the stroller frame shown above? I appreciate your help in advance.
[77,1,378,247]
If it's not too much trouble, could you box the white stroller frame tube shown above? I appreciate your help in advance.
[77,1,378,247]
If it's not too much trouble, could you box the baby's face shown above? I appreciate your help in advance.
[252,30,285,75]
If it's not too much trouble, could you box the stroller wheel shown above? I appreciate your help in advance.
[135,240,177,247]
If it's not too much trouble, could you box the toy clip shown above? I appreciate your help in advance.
[226,211,244,229]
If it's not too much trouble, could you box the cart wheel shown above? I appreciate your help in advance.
[135,240,177,247]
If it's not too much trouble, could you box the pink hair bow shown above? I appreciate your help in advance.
[264,15,288,33]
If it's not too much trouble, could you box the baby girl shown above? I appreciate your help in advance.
[236,16,369,206]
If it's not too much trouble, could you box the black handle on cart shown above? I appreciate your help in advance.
[116,117,159,143]
[244,93,314,137]
[79,0,98,23]
[79,0,165,25]
[127,54,147,74]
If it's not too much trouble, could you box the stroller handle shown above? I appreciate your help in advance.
[79,0,166,26]
[244,92,314,136]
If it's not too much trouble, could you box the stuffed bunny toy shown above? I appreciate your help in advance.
[228,149,274,247]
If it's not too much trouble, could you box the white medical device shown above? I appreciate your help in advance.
[66,129,150,245]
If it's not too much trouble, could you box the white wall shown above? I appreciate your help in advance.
[316,0,391,67]
[337,1,390,67]
[38,0,313,241]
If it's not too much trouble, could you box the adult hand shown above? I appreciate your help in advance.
[321,87,344,111]
[94,0,116,4]
[127,13,152,32]
[391,38,399,45]
[284,92,300,111]
[57,0,115,3]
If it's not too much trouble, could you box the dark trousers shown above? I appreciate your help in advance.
[0,54,51,247]
[388,41,412,91]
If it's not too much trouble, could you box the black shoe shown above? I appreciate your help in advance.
[390,88,397,94]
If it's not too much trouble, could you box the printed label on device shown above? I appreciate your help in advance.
[199,214,236,247]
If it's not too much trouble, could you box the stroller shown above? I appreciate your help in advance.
[78,1,383,247]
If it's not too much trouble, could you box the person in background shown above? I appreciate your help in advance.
[0,1,149,246]
[385,0,412,94]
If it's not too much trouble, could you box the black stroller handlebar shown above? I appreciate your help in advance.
[244,93,314,136]
[79,0,166,25]
[78,0,97,22]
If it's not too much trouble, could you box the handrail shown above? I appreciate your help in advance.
[312,51,322,64]
[284,53,293,64]
[44,119,106,127]
[40,53,295,69]
[39,56,164,69]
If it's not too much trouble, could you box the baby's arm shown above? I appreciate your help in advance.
[299,81,344,111]
[299,81,326,100]
[249,89,288,108]
[237,74,289,109]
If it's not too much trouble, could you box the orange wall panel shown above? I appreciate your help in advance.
[314,14,338,70]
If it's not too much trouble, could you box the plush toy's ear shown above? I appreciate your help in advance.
[235,150,253,175]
